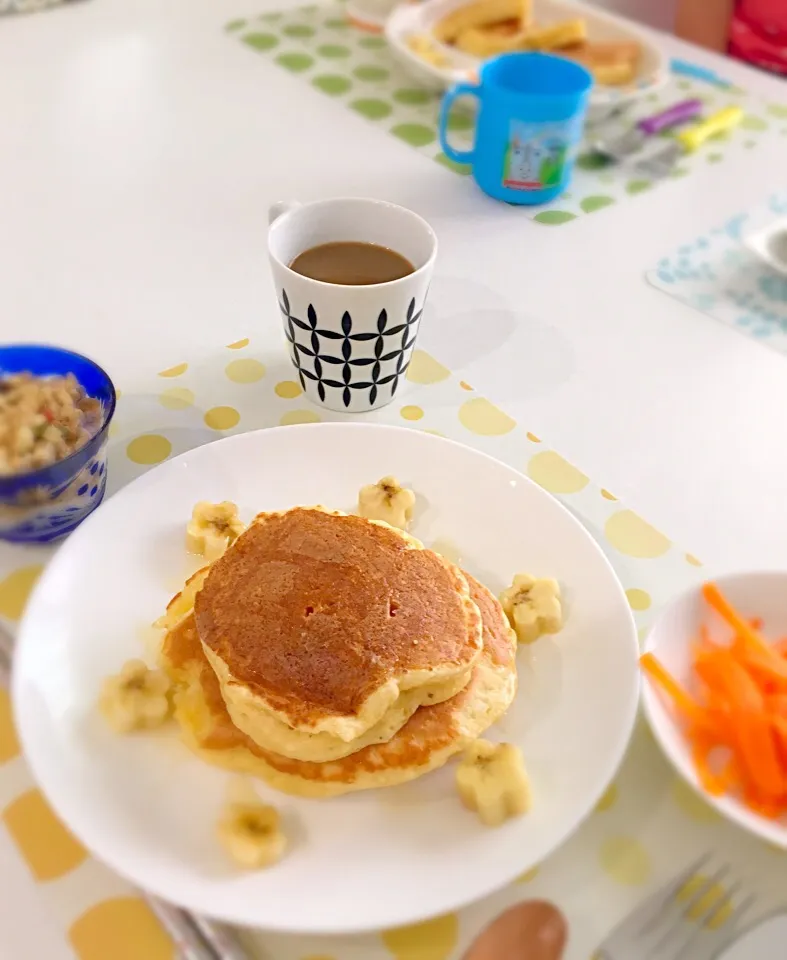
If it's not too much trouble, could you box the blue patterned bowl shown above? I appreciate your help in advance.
[0,345,116,543]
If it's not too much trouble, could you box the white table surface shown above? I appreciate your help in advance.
[0,1,786,955]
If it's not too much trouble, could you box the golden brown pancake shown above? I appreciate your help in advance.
[154,554,471,763]
[161,574,517,797]
[194,507,483,743]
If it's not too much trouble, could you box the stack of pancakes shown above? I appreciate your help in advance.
[160,507,517,797]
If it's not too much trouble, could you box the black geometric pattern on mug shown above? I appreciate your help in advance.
[279,289,422,408]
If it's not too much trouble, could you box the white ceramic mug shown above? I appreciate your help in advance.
[268,198,437,413]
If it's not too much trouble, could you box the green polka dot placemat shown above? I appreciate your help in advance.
[226,7,787,226]
[1,337,785,959]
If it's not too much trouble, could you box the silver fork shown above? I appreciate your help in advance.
[596,855,757,960]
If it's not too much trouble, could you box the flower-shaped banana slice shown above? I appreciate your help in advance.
[186,501,245,562]
[217,801,287,869]
[456,739,531,827]
[99,659,172,734]
[499,573,562,644]
[357,476,416,530]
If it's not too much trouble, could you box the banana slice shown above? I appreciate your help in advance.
[406,33,452,69]
[499,573,562,644]
[523,18,587,51]
[186,501,245,562]
[357,476,416,530]
[217,801,287,869]
[434,0,523,43]
[99,659,172,734]
[456,739,531,826]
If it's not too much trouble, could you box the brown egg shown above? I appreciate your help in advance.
[462,900,568,960]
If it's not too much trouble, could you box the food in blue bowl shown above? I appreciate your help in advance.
[0,344,116,543]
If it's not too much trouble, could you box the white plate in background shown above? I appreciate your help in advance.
[386,0,668,120]
[13,423,639,933]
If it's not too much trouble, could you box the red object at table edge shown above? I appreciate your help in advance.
[730,0,787,76]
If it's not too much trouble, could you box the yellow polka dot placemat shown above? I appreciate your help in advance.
[1,339,786,960]
[225,7,787,227]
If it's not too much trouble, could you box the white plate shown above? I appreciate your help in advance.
[385,0,668,120]
[643,570,787,848]
[346,0,398,32]
[13,423,639,933]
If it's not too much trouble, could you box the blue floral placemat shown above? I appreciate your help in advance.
[647,190,787,353]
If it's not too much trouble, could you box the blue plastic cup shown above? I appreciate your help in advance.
[439,52,593,205]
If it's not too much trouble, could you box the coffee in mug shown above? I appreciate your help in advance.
[289,241,415,286]
[268,198,437,414]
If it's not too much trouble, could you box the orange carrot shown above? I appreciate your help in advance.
[640,653,712,731]
[739,646,787,688]
[692,741,726,795]
[705,582,787,682]
[718,753,742,793]
[640,583,787,820]
[737,717,784,798]
[693,623,720,658]
[696,646,783,796]
[770,714,787,745]
[703,583,770,650]
[742,787,787,819]
[694,647,763,711]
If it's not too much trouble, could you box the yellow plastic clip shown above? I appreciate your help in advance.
[676,106,744,153]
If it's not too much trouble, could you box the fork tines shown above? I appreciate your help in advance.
[599,854,757,960]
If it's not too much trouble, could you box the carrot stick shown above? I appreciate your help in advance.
[704,583,787,679]
[641,586,787,818]
[694,648,763,711]
[693,648,784,796]
[640,653,713,732]
[736,718,784,799]
[739,646,787,688]
[743,787,787,819]
[702,583,771,655]
[768,695,787,718]
[718,753,741,792]
[770,715,787,747]
[692,741,725,795]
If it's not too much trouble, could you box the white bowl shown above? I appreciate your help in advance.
[744,217,787,278]
[385,0,668,122]
[642,570,787,848]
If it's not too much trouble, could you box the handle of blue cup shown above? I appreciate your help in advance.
[438,81,479,165]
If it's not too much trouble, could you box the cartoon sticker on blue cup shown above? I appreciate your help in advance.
[439,52,593,205]
[503,119,584,191]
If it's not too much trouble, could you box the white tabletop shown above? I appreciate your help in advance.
[1,1,786,955]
